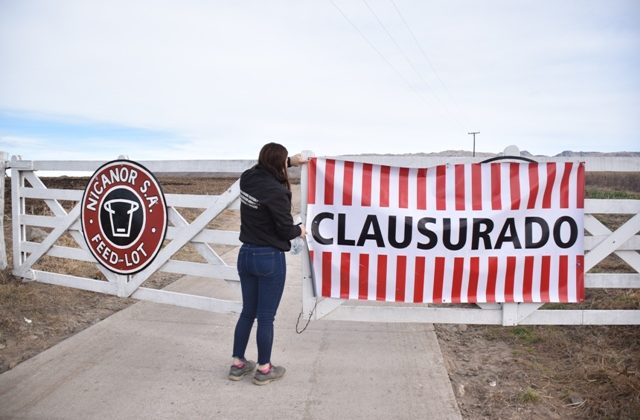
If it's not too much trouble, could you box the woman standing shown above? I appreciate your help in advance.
[228,142,307,385]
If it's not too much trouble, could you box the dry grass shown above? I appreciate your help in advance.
[587,172,640,194]
[436,172,640,419]
[437,320,640,418]
[0,267,133,372]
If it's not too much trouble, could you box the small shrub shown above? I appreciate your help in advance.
[511,326,542,344]
[517,387,540,404]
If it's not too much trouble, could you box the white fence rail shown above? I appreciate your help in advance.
[2,151,640,325]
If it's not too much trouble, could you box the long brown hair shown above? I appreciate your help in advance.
[258,142,290,191]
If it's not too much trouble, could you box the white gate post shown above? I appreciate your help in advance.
[498,145,532,325]
[0,151,8,269]
[11,156,28,275]
[300,152,315,316]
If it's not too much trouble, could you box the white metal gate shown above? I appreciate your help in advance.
[2,155,255,313]
[2,151,639,325]
[300,152,640,325]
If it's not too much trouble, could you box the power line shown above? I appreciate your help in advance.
[362,0,465,130]
[328,0,420,97]
[389,0,467,126]
[328,0,460,125]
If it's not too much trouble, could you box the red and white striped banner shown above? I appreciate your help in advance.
[305,158,585,303]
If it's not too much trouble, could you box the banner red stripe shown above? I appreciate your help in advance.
[343,161,354,206]
[395,255,407,301]
[324,159,335,205]
[576,255,584,301]
[468,257,479,303]
[559,255,568,302]
[527,163,539,209]
[376,255,387,301]
[436,166,446,210]
[358,254,369,300]
[491,163,501,210]
[433,257,445,303]
[414,256,425,303]
[399,167,409,208]
[543,162,556,209]
[510,163,521,210]
[504,256,516,302]
[340,252,350,299]
[361,163,372,207]
[523,256,534,302]
[455,164,465,211]
[486,256,498,302]
[322,252,332,297]
[380,165,390,207]
[560,162,572,209]
[417,168,427,210]
[577,162,584,209]
[451,257,464,303]
[540,255,551,301]
[308,158,316,204]
[472,164,482,210]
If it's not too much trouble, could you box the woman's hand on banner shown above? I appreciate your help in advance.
[289,153,308,167]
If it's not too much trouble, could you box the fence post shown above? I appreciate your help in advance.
[11,156,27,275]
[0,151,8,269]
[300,151,315,316]
[502,145,521,325]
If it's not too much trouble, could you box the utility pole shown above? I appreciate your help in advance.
[468,132,479,157]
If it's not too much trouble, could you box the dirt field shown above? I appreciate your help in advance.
[1,174,639,419]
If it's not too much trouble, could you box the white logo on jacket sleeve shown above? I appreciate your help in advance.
[241,190,260,209]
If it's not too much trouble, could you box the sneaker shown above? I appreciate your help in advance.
[228,359,256,381]
[253,364,286,385]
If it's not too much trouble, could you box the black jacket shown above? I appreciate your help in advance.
[239,165,301,251]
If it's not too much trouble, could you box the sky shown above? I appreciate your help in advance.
[0,0,638,161]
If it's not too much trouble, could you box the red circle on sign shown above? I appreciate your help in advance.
[81,160,167,275]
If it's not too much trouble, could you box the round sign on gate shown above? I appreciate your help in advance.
[81,160,168,275]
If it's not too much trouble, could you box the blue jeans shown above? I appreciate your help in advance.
[232,244,286,365]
